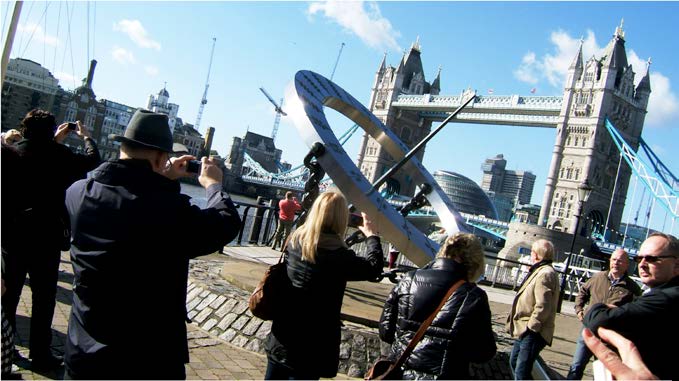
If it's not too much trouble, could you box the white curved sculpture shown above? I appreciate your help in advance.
[287,70,471,266]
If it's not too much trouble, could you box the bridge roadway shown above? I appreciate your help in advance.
[11,247,589,380]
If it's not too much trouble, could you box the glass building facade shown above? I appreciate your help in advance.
[433,170,498,219]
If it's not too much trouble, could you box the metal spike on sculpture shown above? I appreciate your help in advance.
[287,70,474,267]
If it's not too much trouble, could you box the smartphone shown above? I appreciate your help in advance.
[186,160,202,174]
[67,122,77,130]
[348,213,363,228]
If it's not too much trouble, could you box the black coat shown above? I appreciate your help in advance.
[379,258,497,379]
[266,234,384,378]
[584,275,679,381]
[64,159,241,378]
[4,138,100,250]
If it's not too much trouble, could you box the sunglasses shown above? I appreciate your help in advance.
[633,255,676,264]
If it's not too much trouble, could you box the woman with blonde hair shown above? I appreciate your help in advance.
[264,191,384,380]
[379,233,497,379]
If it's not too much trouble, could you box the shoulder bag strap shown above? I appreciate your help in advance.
[391,278,466,371]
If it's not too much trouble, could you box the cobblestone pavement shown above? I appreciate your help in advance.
[7,252,269,380]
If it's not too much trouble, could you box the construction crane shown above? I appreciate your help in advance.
[259,87,287,142]
[330,42,345,81]
[195,37,216,133]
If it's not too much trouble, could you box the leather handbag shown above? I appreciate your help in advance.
[248,252,289,320]
[365,278,466,380]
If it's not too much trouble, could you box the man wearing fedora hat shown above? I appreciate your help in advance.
[63,109,241,379]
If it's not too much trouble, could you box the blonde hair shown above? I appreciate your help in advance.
[532,239,555,261]
[288,191,348,263]
[436,233,485,281]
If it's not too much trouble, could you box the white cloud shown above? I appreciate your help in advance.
[54,71,78,87]
[113,19,161,51]
[144,65,159,76]
[626,50,678,127]
[515,29,679,127]
[307,1,400,52]
[515,29,603,87]
[17,22,60,47]
[111,46,136,64]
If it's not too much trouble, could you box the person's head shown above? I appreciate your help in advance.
[437,233,485,281]
[285,191,293,200]
[2,129,22,145]
[112,109,174,173]
[635,232,679,288]
[289,191,348,263]
[608,248,630,278]
[531,239,555,264]
[20,109,56,141]
[119,141,170,174]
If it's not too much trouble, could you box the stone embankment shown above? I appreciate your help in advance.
[188,258,514,379]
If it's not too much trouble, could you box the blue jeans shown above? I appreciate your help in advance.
[510,329,547,380]
[566,328,592,380]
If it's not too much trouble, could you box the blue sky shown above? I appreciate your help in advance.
[4,1,678,234]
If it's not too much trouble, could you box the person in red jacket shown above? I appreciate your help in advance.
[271,191,301,250]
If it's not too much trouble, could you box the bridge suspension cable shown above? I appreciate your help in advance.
[604,119,678,233]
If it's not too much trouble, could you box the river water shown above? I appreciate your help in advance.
[180,182,257,208]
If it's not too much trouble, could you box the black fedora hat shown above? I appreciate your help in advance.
[110,109,174,152]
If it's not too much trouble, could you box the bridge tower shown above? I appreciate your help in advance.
[539,22,652,238]
[356,38,441,197]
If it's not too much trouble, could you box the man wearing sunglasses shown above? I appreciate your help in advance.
[583,232,679,381]
[566,249,641,379]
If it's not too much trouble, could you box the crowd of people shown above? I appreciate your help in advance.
[1,108,677,380]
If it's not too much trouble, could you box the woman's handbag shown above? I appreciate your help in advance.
[248,252,289,320]
[365,279,466,380]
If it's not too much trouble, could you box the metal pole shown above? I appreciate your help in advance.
[557,202,582,313]
[1,1,22,84]
[373,94,475,191]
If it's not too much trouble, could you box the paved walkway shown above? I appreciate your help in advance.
[8,247,591,380]
[9,252,269,380]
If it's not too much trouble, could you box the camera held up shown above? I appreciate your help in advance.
[186,159,202,174]
[348,213,364,228]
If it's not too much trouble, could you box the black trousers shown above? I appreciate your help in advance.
[2,245,61,359]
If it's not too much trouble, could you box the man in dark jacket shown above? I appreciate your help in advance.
[63,109,241,379]
[584,232,679,381]
[567,248,641,379]
[1,109,100,370]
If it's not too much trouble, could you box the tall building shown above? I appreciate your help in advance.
[1,58,62,131]
[173,123,204,158]
[225,131,282,176]
[147,85,180,133]
[356,39,441,197]
[99,100,137,160]
[539,23,651,235]
[56,60,106,152]
[481,154,536,208]
[486,191,515,222]
[433,170,498,219]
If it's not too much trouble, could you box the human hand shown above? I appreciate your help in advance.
[2,129,22,145]
[577,311,584,321]
[198,156,223,189]
[54,122,71,143]
[163,154,196,180]
[582,327,657,380]
[358,212,378,238]
[74,120,92,139]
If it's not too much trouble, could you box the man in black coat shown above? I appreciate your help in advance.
[63,109,241,379]
[584,232,679,381]
[1,109,100,370]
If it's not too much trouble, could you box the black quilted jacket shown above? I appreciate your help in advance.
[379,258,496,379]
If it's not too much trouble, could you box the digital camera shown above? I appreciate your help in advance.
[186,160,202,174]
[67,122,77,130]
[348,213,364,228]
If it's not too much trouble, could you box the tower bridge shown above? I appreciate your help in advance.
[237,22,674,265]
